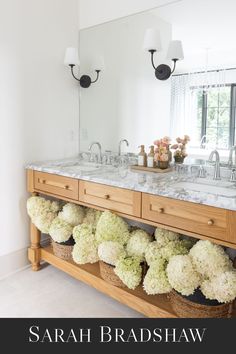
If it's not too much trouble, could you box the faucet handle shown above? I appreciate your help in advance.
[230,169,236,183]
[198,166,207,178]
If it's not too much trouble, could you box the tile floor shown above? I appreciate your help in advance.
[0,265,143,318]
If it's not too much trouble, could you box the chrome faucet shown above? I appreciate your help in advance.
[88,142,102,163]
[118,139,129,156]
[228,145,236,168]
[208,150,221,180]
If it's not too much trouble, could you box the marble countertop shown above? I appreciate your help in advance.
[26,157,236,211]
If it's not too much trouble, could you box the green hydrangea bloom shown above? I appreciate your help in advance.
[160,240,189,261]
[58,203,85,227]
[95,211,130,245]
[49,217,73,243]
[126,229,152,260]
[83,208,102,231]
[143,259,171,295]
[72,233,98,264]
[73,223,94,243]
[114,256,142,290]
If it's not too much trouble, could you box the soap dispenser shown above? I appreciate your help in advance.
[138,145,147,167]
[147,145,155,168]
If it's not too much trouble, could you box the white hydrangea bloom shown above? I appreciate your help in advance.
[95,211,130,245]
[114,256,142,290]
[27,196,60,233]
[189,240,233,278]
[143,259,172,295]
[73,224,94,243]
[167,255,201,296]
[72,234,98,265]
[145,241,163,266]
[49,217,73,243]
[126,229,152,260]
[83,208,102,230]
[58,203,85,227]
[98,241,126,266]
[33,211,57,234]
[160,240,189,261]
[155,228,180,247]
[201,270,236,303]
[27,196,50,219]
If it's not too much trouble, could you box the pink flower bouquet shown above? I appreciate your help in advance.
[171,135,190,161]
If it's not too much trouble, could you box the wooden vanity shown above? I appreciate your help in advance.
[27,169,236,318]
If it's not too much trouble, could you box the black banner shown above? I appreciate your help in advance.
[0,318,235,352]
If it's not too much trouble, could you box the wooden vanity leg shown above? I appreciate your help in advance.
[28,222,41,271]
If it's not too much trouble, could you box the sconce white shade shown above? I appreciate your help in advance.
[64,47,79,66]
[143,28,162,51]
[167,40,184,60]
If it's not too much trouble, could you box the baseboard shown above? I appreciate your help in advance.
[0,236,50,280]
[0,248,30,280]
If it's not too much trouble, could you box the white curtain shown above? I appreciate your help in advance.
[170,74,198,143]
[169,69,233,145]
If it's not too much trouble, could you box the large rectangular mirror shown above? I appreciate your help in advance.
[79,0,236,158]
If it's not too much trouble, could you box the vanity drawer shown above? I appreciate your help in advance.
[79,181,141,217]
[34,171,79,200]
[142,193,227,240]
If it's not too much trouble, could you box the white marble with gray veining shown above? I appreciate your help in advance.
[26,158,236,211]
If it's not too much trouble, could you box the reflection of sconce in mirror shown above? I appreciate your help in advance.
[143,29,184,80]
[64,47,102,88]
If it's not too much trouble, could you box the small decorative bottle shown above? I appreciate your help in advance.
[147,146,155,168]
[138,145,147,167]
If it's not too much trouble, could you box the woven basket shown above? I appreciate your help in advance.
[51,241,74,261]
[99,261,148,288]
[169,290,233,318]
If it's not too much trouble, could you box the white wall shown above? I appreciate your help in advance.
[0,0,79,270]
[79,0,182,29]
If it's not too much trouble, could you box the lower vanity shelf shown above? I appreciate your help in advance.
[40,245,236,318]
[41,245,177,318]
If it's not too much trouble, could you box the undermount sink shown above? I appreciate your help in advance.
[63,163,102,173]
[174,181,236,197]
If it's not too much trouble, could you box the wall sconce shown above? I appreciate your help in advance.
[64,47,102,88]
[143,29,184,80]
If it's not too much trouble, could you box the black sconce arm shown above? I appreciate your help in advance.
[148,50,179,80]
[70,65,80,82]
[149,50,157,70]
[171,59,178,74]
[69,65,101,88]
[91,70,101,83]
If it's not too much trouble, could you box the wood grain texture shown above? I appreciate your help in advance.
[26,169,236,248]
[41,246,177,318]
[142,193,229,241]
[28,222,41,271]
[79,180,141,217]
[226,211,236,244]
[34,171,79,200]
[131,165,172,173]
[27,169,35,193]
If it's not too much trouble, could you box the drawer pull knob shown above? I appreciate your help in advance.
[42,180,46,184]
[105,194,110,200]
[65,185,70,190]
[208,219,214,226]
[158,208,164,214]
